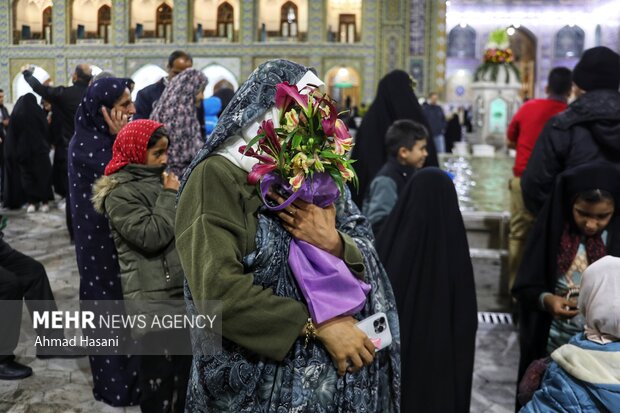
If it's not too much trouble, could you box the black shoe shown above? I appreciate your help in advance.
[0,360,33,380]
[36,346,86,359]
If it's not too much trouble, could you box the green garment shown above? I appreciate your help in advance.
[175,155,366,361]
[92,164,184,302]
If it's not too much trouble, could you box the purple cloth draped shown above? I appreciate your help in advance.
[260,172,371,323]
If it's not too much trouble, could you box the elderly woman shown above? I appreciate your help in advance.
[68,77,140,406]
[151,68,207,176]
[520,255,620,412]
[176,60,401,412]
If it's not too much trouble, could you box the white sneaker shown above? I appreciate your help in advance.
[57,199,66,211]
[26,204,36,213]
[40,204,50,213]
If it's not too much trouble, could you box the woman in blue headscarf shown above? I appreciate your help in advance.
[68,77,141,407]
[176,59,401,412]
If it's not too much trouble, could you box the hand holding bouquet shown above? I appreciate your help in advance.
[240,82,370,324]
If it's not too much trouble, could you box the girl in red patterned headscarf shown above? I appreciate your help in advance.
[92,119,191,413]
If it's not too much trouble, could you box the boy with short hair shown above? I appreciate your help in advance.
[362,119,428,235]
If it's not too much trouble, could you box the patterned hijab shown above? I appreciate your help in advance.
[151,68,207,146]
[105,119,164,175]
[179,59,311,194]
[75,77,134,134]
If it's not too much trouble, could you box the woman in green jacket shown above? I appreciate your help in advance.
[92,119,190,413]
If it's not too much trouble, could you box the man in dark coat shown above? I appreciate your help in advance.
[522,46,620,215]
[0,234,82,380]
[422,92,447,153]
[133,50,193,120]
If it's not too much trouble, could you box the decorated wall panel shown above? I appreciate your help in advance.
[0,0,388,105]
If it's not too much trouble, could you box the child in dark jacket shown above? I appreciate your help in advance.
[362,119,428,235]
[91,119,191,413]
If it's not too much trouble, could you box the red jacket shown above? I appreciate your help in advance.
[508,98,568,177]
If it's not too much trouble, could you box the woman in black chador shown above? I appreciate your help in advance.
[376,167,477,413]
[349,70,437,207]
[2,93,53,210]
[512,163,620,410]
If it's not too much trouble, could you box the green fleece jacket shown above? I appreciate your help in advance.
[175,155,366,361]
[92,164,184,301]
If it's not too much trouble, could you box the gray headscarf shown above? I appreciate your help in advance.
[179,59,311,194]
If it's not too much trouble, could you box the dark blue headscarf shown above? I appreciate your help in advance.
[75,77,134,134]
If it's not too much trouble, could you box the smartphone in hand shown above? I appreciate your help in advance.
[355,312,393,351]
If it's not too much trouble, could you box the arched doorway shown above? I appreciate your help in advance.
[12,65,52,102]
[12,0,54,44]
[217,2,234,38]
[257,0,307,41]
[280,1,298,38]
[130,64,167,99]
[447,25,476,59]
[131,0,174,43]
[156,3,173,41]
[324,66,361,110]
[42,6,52,42]
[70,0,112,44]
[555,25,585,59]
[508,26,536,99]
[201,64,239,97]
[327,0,361,43]
[193,0,239,42]
[98,5,111,43]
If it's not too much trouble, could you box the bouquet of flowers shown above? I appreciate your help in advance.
[240,82,370,324]
[474,28,521,84]
[483,48,515,64]
[240,82,357,204]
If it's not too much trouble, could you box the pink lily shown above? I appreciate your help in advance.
[239,145,278,165]
[320,100,339,136]
[334,118,350,141]
[331,119,353,155]
[248,163,278,185]
[258,119,281,152]
[275,82,309,111]
[240,145,279,185]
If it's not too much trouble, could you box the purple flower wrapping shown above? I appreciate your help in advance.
[260,172,371,323]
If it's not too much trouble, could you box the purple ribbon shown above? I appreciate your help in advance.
[260,172,371,324]
[259,172,340,211]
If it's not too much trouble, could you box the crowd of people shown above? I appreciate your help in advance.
[0,44,618,413]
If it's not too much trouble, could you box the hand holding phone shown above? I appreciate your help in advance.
[355,312,393,351]
[315,316,375,376]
